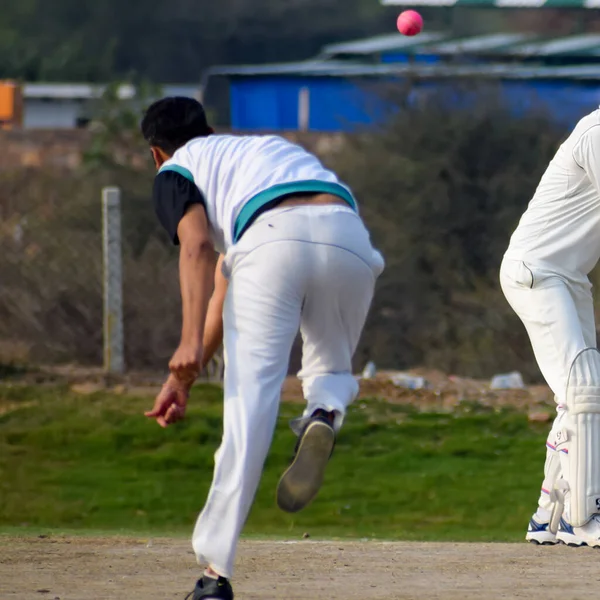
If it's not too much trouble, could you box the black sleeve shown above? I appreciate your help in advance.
[153,170,207,245]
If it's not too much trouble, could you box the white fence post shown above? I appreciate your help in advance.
[298,87,310,132]
[102,187,125,375]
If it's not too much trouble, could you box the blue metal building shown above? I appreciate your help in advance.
[205,33,600,132]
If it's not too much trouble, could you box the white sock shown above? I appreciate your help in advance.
[535,506,552,522]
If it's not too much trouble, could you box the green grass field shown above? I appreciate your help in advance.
[0,383,550,541]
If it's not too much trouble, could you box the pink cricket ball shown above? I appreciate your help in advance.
[397,10,423,37]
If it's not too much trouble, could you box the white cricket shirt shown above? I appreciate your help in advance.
[158,134,357,253]
[505,108,600,279]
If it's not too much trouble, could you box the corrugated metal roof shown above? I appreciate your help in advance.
[508,33,600,57]
[320,33,447,57]
[23,83,104,100]
[23,83,201,100]
[207,31,600,85]
[381,0,594,6]
[208,60,359,77]
[314,32,600,59]
[382,0,456,5]
[207,61,600,80]
[425,32,538,54]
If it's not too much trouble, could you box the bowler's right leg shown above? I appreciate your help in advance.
[276,208,384,513]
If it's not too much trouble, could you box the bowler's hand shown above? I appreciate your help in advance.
[169,342,203,386]
[145,379,189,428]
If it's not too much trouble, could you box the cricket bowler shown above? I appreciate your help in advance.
[141,97,384,598]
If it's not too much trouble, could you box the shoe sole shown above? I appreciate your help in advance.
[276,421,335,514]
[526,532,558,545]
[556,531,600,548]
[527,538,558,546]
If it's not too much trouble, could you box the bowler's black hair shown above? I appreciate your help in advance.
[141,96,212,155]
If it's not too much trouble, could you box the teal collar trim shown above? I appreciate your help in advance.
[233,180,356,243]
[159,164,195,183]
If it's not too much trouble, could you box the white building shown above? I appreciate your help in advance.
[22,83,202,129]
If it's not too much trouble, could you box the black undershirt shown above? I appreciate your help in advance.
[152,170,206,245]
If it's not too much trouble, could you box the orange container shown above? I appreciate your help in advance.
[0,81,23,128]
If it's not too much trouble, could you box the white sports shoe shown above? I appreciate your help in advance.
[556,514,600,547]
[525,510,558,545]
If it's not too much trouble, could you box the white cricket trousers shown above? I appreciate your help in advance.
[192,205,384,577]
[500,258,596,511]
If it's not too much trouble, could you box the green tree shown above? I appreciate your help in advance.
[0,0,394,82]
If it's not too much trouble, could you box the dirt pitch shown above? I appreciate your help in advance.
[1,537,599,600]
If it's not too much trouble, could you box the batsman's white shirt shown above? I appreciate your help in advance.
[505,108,600,280]
[159,134,357,253]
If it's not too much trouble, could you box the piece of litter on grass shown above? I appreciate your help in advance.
[389,373,428,390]
[528,411,552,423]
[361,361,377,380]
[490,371,525,390]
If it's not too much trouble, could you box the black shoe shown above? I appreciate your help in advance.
[276,409,336,513]
[185,576,234,600]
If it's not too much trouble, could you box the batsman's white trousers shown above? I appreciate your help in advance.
[192,205,384,577]
[500,258,596,511]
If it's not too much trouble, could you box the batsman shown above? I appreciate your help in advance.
[501,107,600,547]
